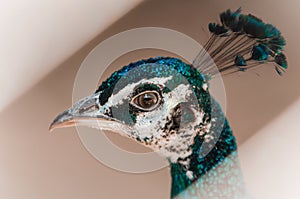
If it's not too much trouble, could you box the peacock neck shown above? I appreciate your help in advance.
[169,118,238,198]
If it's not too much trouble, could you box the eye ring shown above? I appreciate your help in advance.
[131,90,161,111]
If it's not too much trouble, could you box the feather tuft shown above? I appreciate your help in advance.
[193,8,288,76]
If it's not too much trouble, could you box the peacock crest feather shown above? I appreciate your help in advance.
[194,8,287,76]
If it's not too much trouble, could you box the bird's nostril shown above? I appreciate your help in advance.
[78,104,99,114]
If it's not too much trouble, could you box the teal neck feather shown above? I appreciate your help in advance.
[170,107,238,198]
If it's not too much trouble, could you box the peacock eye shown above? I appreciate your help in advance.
[131,91,161,111]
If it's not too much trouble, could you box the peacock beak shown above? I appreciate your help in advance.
[49,93,121,132]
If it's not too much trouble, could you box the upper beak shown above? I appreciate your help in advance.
[49,93,117,132]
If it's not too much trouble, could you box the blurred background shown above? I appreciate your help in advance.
[1,0,299,198]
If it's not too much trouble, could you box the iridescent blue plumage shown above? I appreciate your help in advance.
[240,15,280,39]
[220,8,242,32]
[95,57,207,105]
[208,23,228,35]
[235,55,247,67]
[251,44,269,61]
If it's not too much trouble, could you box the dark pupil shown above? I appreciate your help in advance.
[138,93,157,109]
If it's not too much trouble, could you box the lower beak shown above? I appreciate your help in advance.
[49,93,117,132]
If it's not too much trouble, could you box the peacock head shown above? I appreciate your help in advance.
[50,57,215,163]
[50,8,289,198]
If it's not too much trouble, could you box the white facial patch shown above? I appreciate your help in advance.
[132,82,210,163]
[154,106,206,163]
[133,83,191,137]
[97,74,211,165]
[105,76,172,107]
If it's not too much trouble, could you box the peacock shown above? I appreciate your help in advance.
[50,9,287,198]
